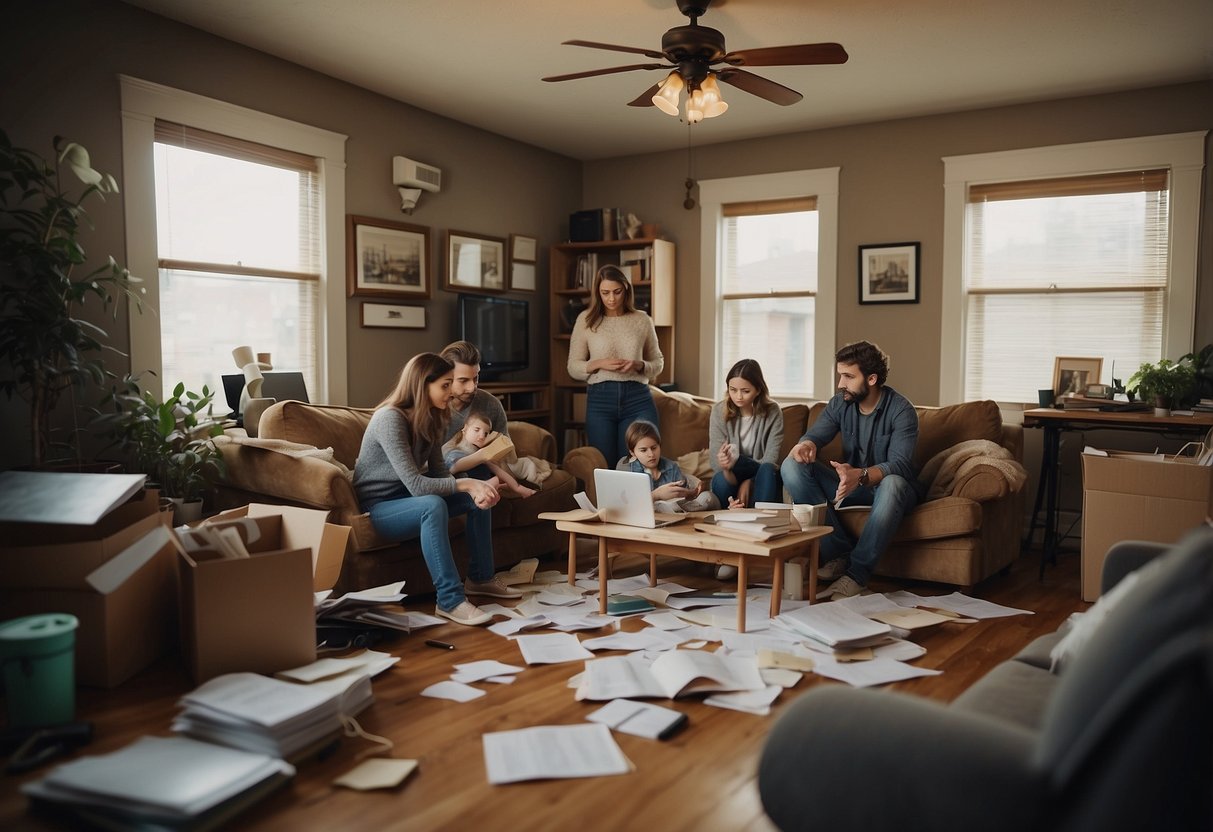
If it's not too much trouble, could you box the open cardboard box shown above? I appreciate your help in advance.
[1081,449,1213,601]
[177,504,350,683]
[0,524,179,688]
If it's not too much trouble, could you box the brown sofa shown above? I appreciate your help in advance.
[563,387,1025,590]
[215,401,577,594]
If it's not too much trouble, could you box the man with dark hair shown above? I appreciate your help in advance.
[780,340,922,600]
[439,341,510,481]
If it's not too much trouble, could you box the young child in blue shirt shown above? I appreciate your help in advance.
[623,420,718,511]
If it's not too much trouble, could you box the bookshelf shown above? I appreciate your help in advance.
[480,382,551,428]
[549,238,675,455]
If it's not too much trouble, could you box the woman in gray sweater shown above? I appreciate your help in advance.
[353,353,521,626]
[709,359,785,509]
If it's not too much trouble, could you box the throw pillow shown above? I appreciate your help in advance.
[1048,553,1167,673]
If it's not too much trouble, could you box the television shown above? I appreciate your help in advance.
[457,293,529,378]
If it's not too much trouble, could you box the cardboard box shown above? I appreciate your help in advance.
[177,505,351,683]
[0,525,179,687]
[1081,450,1213,600]
[0,489,163,589]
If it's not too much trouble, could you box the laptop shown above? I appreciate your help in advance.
[593,469,686,529]
[221,371,311,416]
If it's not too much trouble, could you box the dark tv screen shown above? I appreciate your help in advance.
[457,294,529,377]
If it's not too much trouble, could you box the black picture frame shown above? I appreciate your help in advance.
[858,242,920,305]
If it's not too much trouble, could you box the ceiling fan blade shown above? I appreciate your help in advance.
[716,69,803,105]
[722,42,849,67]
[627,83,662,108]
[562,40,666,61]
[543,63,669,83]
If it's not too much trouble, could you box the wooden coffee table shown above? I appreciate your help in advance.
[551,514,831,632]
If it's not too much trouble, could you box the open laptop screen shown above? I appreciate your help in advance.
[221,371,310,415]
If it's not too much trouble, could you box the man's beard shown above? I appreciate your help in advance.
[841,380,869,402]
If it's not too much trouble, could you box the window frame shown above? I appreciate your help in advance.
[697,168,839,400]
[119,75,349,404]
[939,132,1206,405]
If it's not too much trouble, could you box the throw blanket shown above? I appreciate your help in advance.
[215,433,353,478]
[917,439,1028,501]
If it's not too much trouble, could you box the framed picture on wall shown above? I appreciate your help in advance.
[361,302,426,329]
[346,215,431,299]
[445,230,506,293]
[858,241,920,305]
[509,233,537,263]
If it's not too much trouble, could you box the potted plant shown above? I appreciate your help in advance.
[94,375,225,522]
[1180,343,1213,407]
[0,130,143,468]
[1127,358,1196,416]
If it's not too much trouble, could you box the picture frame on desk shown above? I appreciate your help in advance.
[1053,356,1103,400]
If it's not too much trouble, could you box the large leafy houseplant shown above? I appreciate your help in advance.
[95,375,225,504]
[0,130,142,467]
[1127,358,1196,411]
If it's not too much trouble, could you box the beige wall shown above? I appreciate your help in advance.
[2,0,579,468]
[582,82,1213,404]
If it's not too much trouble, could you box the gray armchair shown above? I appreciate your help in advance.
[758,529,1213,832]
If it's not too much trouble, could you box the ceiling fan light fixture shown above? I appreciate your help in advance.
[699,74,728,118]
[685,87,705,124]
[652,71,684,116]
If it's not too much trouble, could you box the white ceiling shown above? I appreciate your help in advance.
[123,0,1213,161]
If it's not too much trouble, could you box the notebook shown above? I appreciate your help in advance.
[592,469,685,529]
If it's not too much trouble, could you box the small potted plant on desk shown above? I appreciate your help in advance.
[1127,358,1196,417]
[94,376,225,523]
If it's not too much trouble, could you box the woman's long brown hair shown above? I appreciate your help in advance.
[377,352,454,452]
[585,264,637,332]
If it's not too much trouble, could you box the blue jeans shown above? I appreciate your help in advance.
[585,380,659,466]
[780,458,919,585]
[711,456,781,508]
[367,491,494,611]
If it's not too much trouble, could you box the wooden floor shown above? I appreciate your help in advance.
[1,543,1087,832]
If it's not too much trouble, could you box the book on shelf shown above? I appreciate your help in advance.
[575,650,765,701]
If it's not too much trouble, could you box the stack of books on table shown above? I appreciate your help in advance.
[1193,398,1213,413]
[694,509,796,542]
[173,671,373,760]
[22,735,294,831]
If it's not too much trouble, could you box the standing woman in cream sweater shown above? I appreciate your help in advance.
[568,264,664,465]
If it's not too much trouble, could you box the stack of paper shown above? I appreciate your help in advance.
[22,735,293,830]
[173,672,373,759]
[773,603,892,649]
[696,509,795,541]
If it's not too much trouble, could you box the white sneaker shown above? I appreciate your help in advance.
[716,564,738,581]
[464,577,523,599]
[817,557,848,581]
[824,575,864,601]
[435,601,492,626]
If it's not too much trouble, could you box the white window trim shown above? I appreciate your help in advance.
[119,75,349,404]
[697,168,839,399]
[939,131,1207,405]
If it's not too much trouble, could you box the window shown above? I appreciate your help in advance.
[698,170,839,399]
[154,122,320,400]
[940,133,1205,404]
[964,170,1169,402]
[119,76,349,404]
[719,198,818,399]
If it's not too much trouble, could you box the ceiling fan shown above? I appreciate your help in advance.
[541,0,848,123]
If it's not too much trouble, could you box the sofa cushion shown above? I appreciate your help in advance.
[259,401,374,469]
[840,496,982,541]
[1035,527,1213,784]
[651,388,713,459]
[913,400,1003,470]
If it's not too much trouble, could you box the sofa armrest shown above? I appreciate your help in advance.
[760,686,1044,832]
[507,421,557,463]
[950,461,1016,502]
[562,446,608,502]
[1100,540,1172,593]
[218,445,360,514]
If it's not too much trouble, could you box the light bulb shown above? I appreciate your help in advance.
[652,71,684,117]
[685,87,705,124]
[699,75,728,119]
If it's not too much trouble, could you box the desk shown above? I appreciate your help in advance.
[555,515,830,632]
[1022,407,1213,575]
